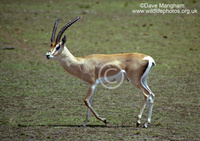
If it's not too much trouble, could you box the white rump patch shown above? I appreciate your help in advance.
[143,56,156,66]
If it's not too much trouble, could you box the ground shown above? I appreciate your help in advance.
[0,0,199,140]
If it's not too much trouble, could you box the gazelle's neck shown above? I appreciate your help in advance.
[59,46,76,61]
[58,46,83,76]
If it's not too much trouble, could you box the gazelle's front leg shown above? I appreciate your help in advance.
[82,94,93,127]
[82,84,107,126]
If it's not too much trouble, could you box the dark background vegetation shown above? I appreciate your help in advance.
[0,0,199,140]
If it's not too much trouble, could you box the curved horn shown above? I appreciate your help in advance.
[51,19,61,43]
[56,16,81,44]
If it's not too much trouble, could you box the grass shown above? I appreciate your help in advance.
[0,0,200,140]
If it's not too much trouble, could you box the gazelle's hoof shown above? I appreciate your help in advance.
[82,119,90,127]
[103,119,108,126]
[80,124,86,127]
[143,125,147,128]
[101,118,107,126]
[136,122,140,127]
[143,123,150,128]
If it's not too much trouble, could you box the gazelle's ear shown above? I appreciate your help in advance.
[62,35,67,46]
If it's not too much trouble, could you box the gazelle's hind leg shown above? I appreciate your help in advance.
[141,60,155,128]
[132,58,155,128]
[136,85,154,128]
[136,87,148,127]
[139,59,155,128]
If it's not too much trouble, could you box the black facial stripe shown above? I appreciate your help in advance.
[56,45,60,51]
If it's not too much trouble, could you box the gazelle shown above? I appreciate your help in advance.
[46,16,156,128]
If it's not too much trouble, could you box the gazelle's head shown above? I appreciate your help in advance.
[46,16,81,59]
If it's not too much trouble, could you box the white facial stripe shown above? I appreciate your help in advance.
[52,47,57,54]
[50,44,60,55]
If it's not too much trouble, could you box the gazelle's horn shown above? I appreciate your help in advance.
[55,16,81,44]
[51,19,61,43]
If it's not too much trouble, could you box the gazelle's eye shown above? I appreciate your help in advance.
[56,45,60,51]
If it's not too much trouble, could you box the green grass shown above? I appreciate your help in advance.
[0,0,200,140]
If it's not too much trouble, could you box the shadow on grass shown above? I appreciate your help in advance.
[17,124,134,128]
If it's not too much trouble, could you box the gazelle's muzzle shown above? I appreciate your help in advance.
[46,55,50,59]
[46,51,53,59]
